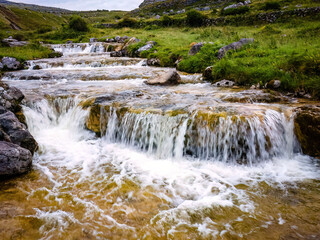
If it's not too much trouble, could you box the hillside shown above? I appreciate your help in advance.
[0,0,71,13]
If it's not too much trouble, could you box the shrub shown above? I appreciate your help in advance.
[68,16,89,32]
[263,2,281,11]
[221,6,250,16]
[186,10,207,27]
[117,17,137,28]
[161,15,174,27]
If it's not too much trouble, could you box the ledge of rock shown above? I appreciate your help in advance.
[0,141,32,178]
[145,70,181,86]
[294,105,320,158]
[0,83,38,178]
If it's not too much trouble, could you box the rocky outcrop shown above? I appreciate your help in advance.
[224,0,251,10]
[218,38,254,59]
[2,37,28,47]
[0,141,32,177]
[0,83,37,178]
[188,42,203,56]
[1,57,22,70]
[294,105,320,158]
[145,70,181,85]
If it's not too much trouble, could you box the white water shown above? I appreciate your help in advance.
[19,97,319,238]
[2,44,320,239]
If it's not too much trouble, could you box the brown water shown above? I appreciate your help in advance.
[1,43,319,240]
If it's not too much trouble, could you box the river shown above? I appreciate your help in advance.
[1,42,319,240]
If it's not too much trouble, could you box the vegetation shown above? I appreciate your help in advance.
[68,16,89,32]
[0,0,319,97]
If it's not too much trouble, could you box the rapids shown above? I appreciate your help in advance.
[1,42,319,240]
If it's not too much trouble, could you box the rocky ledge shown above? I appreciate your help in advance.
[0,82,37,179]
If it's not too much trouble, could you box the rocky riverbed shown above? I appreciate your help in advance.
[0,42,319,239]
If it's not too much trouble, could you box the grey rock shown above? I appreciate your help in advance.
[90,38,97,43]
[115,36,121,42]
[1,57,21,70]
[188,43,204,56]
[0,141,32,177]
[2,38,28,47]
[0,62,3,69]
[218,38,254,59]
[146,70,181,85]
[155,15,161,19]
[0,111,37,154]
[266,80,281,89]
[136,43,155,55]
[147,58,161,66]
[213,80,235,87]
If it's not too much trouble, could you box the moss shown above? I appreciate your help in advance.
[86,105,101,135]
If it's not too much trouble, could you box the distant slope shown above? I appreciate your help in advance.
[0,0,71,13]
[0,4,67,31]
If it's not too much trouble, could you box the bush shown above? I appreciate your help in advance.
[68,16,89,32]
[186,10,207,27]
[221,6,250,16]
[263,2,281,11]
[161,15,174,27]
[117,17,137,28]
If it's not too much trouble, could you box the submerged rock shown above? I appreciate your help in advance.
[188,42,204,56]
[0,141,32,177]
[294,105,320,158]
[218,38,254,59]
[145,70,181,85]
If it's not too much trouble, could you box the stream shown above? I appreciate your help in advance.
[1,42,319,240]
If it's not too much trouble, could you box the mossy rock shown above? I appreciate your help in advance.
[294,105,320,158]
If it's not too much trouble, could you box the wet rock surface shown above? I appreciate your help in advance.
[294,105,320,158]
[0,83,37,178]
[0,141,32,178]
[145,70,181,85]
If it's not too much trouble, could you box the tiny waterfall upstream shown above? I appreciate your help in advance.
[1,43,320,240]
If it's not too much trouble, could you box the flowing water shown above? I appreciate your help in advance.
[1,43,319,240]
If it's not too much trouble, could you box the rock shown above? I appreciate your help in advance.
[145,70,181,86]
[66,40,73,44]
[218,38,254,59]
[136,42,156,55]
[203,66,213,80]
[147,58,161,66]
[155,15,161,19]
[0,141,32,177]
[250,85,256,89]
[294,105,320,158]
[90,38,97,43]
[266,80,281,89]
[213,80,235,87]
[188,42,204,56]
[0,62,3,70]
[122,37,140,52]
[0,111,38,154]
[115,36,121,42]
[0,85,24,113]
[2,38,28,47]
[1,57,22,70]
[32,65,42,70]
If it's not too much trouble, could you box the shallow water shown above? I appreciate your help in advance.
[1,43,320,240]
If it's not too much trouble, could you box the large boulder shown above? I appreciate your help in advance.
[145,70,181,86]
[218,38,254,59]
[0,84,24,113]
[0,141,32,177]
[0,111,37,154]
[188,43,204,56]
[294,105,320,158]
[1,57,22,70]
